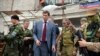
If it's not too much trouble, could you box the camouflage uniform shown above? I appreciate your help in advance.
[61,27,74,56]
[22,29,33,56]
[84,29,100,56]
[4,24,24,56]
[86,28,100,52]
[83,16,99,42]
[83,15,100,56]
[23,29,32,37]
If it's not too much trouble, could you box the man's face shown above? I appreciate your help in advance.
[23,22,29,29]
[80,21,85,25]
[62,20,70,27]
[43,13,49,21]
[11,19,16,24]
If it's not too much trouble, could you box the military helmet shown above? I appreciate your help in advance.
[81,18,87,22]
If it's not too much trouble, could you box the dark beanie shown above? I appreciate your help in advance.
[11,15,19,21]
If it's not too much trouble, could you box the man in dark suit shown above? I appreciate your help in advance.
[33,11,56,56]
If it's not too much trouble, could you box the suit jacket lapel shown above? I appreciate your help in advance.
[40,20,43,33]
[47,21,50,32]
[39,20,43,40]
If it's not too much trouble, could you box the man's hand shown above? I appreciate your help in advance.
[73,51,76,56]
[24,37,31,40]
[36,40,41,46]
[52,45,56,52]
[78,39,87,47]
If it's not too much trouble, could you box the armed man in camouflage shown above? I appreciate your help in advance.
[57,19,76,56]
[81,14,100,56]
[4,15,24,56]
[22,19,33,56]
[79,39,100,52]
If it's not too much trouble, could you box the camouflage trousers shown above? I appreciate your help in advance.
[61,44,74,56]
[4,45,19,56]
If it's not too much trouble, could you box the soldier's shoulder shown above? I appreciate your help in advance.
[16,24,23,29]
[61,27,66,32]
[26,29,31,32]
[62,27,65,30]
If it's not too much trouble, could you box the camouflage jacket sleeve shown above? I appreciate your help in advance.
[86,42,100,52]
[7,25,23,39]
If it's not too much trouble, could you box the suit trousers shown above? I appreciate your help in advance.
[34,41,49,56]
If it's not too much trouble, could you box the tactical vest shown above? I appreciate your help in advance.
[62,27,74,46]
